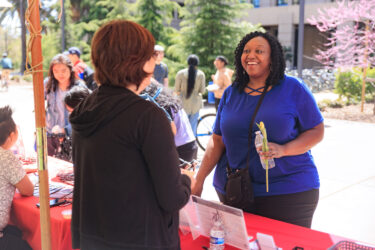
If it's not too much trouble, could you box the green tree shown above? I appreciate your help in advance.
[1,0,27,73]
[64,0,133,63]
[135,0,178,45]
[179,0,262,79]
[1,0,53,73]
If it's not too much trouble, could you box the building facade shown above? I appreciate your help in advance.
[171,0,339,69]
[242,0,336,69]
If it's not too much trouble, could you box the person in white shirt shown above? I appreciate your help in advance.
[211,55,234,111]
[0,105,34,249]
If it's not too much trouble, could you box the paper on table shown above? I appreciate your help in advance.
[191,195,250,250]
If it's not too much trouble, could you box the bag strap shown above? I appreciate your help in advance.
[226,84,269,174]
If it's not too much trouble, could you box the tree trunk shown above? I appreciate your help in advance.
[360,21,369,113]
[20,0,26,74]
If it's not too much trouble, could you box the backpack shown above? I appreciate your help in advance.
[82,66,98,91]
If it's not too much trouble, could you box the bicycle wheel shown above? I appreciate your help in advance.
[196,113,216,151]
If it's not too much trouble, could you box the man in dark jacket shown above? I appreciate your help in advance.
[70,20,192,250]
[67,47,97,91]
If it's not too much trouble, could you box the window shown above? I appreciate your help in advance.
[277,0,288,6]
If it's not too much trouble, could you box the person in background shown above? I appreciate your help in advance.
[64,86,92,113]
[211,55,233,111]
[192,31,324,228]
[69,20,192,250]
[48,86,92,163]
[67,47,97,90]
[153,45,169,87]
[174,54,206,136]
[1,53,12,88]
[142,80,198,163]
[0,106,34,250]
[44,54,86,157]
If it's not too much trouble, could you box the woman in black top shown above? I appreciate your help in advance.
[70,20,192,250]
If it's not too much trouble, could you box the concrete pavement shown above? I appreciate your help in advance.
[1,84,374,245]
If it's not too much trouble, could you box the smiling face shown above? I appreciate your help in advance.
[52,63,71,85]
[241,36,271,84]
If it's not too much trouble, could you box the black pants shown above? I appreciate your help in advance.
[177,140,198,162]
[215,98,221,112]
[216,189,319,228]
[0,225,32,250]
[47,136,60,156]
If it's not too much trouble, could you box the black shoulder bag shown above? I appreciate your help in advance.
[224,85,268,212]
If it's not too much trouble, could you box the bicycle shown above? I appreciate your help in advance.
[195,113,216,151]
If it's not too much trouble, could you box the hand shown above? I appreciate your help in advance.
[52,125,64,134]
[211,74,215,81]
[258,142,285,159]
[181,168,196,191]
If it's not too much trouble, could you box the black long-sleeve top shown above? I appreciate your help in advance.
[70,85,191,250]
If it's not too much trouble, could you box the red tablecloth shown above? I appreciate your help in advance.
[11,157,348,250]
[180,212,349,250]
[11,191,349,250]
[11,193,74,250]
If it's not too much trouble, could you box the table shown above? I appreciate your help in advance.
[11,195,349,250]
[11,193,74,250]
[10,157,75,250]
[180,212,347,250]
[11,157,349,250]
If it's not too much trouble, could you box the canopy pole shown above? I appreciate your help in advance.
[26,0,52,249]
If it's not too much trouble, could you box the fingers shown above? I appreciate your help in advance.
[258,143,283,159]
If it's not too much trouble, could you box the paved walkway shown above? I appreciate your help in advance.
[1,84,374,245]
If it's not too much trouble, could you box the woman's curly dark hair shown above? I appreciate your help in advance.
[142,79,181,119]
[233,31,285,92]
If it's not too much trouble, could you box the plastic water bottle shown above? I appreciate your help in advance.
[209,219,225,250]
[254,131,275,169]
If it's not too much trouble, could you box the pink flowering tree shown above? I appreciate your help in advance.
[308,0,375,112]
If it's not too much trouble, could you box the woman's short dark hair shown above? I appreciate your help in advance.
[91,20,155,88]
[64,86,92,109]
[0,105,16,146]
[142,79,181,118]
[233,31,285,92]
[46,54,76,94]
[216,55,228,66]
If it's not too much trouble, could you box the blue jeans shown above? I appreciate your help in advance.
[188,112,199,137]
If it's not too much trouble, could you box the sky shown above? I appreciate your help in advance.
[0,0,12,8]
[0,0,57,37]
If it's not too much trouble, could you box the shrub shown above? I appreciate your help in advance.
[22,75,33,82]
[318,98,345,111]
[335,68,375,104]
[11,75,21,83]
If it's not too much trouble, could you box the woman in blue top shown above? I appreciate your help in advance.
[44,54,85,156]
[192,31,324,228]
